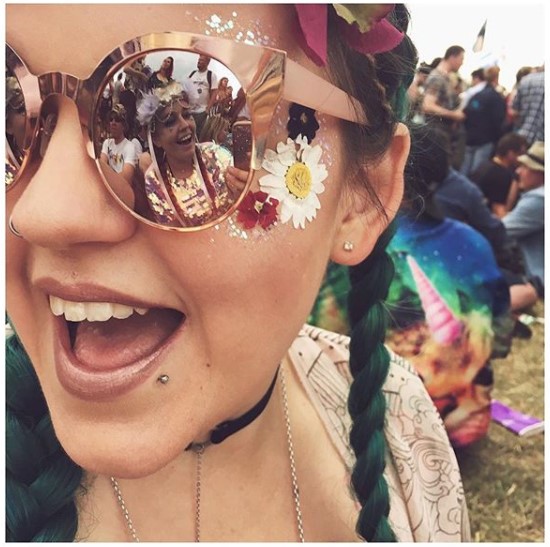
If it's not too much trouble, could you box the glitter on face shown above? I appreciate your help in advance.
[201,12,276,47]
[225,215,249,240]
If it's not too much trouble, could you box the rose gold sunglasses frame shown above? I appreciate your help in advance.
[6,32,364,231]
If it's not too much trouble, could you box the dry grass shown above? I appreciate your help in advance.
[456,302,544,542]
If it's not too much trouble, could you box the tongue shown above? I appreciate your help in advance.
[72,309,183,370]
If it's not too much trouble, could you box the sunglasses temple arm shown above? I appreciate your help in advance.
[283,59,366,124]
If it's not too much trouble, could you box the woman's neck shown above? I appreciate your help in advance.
[167,156,194,180]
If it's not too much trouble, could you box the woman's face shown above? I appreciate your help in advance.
[152,101,197,164]
[161,56,172,73]
[219,77,228,89]
[6,4,402,478]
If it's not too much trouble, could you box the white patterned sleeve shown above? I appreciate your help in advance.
[383,352,471,542]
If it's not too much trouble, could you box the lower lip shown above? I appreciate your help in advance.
[53,315,184,401]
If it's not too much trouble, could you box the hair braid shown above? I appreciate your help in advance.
[6,333,82,542]
[347,223,397,542]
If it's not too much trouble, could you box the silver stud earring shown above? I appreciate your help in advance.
[8,217,23,238]
[343,240,354,252]
[157,374,170,384]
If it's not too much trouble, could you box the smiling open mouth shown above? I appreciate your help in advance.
[176,134,193,145]
[50,296,185,399]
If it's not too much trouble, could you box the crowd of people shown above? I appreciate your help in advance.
[97,53,245,150]
[312,43,544,448]
[92,51,253,229]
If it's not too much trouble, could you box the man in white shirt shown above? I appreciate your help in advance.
[100,104,137,184]
[185,55,218,135]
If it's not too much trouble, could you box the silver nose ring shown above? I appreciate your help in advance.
[8,217,23,238]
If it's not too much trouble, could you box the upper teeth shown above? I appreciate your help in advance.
[49,296,149,322]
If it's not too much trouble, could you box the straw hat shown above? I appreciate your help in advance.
[518,141,545,172]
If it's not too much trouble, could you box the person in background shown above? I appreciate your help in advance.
[407,62,431,123]
[459,68,486,110]
[112,72,125,105]
[511,67,544,146]
[503,66,532,133]
[124,56,153,96]
[431,128,507,254]
[425,127,539,313]
[502,141,545,293]
[186,54,219,136]
[470,132,528,217]
[460,66,506,177]
[310,124,515,449]
[227,86,250,124]
[421,45,466,167]
[385,124,514,449]
[100,104,137,183]
[199,114,230,148]
[148,56,175,90]
[210,76,233,117]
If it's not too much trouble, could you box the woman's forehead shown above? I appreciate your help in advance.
[6,4,298,77]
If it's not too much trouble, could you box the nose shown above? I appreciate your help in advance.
[177,114,193,132]
[9,98,137,249]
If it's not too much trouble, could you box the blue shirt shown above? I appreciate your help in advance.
[503,186,544,283]
[435,168,507,251]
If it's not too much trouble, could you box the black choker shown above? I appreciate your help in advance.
[186,368,279,450]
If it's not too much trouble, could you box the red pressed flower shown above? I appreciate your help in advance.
[237,191,279,230]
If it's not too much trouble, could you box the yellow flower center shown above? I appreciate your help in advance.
[285,162,312,199]
[254,200,264,213]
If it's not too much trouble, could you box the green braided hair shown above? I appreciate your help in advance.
[6,332,83,541]
[347,223,398,541]
[323,5,417,541]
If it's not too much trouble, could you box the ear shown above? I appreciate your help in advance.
[331,123,410,266]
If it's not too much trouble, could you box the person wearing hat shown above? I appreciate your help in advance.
[100,103,137,183]
[503,140,545,291]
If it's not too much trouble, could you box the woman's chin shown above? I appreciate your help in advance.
[55,421,193,479]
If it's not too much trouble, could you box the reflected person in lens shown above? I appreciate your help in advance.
[100,104,137,184]
[6,76,26,185]
[137,82,235,227]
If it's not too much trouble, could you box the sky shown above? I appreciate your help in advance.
[407,3,546,91]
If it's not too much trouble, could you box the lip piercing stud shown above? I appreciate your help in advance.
[157,374,170,385]
[8,217,23,238]
[343,240,354,252]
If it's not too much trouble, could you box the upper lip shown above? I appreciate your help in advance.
[34,277,172,310]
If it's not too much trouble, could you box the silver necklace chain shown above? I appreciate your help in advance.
[110,366,304,542]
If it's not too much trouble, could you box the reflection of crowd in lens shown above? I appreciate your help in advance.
[5,75,26,185]
[96,52,250,228]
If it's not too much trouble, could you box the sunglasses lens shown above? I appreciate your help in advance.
[5,69,27,188]
[94,50,253,229]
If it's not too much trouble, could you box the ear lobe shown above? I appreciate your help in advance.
[330,123,410,266]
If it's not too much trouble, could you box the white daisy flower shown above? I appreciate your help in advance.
[259,134,328,229]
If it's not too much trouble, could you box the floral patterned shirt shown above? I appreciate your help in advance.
[288,325,471,542]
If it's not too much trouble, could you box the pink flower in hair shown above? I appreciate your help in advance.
[294,4,404,66]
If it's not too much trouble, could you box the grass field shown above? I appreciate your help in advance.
[456,303,545,542]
